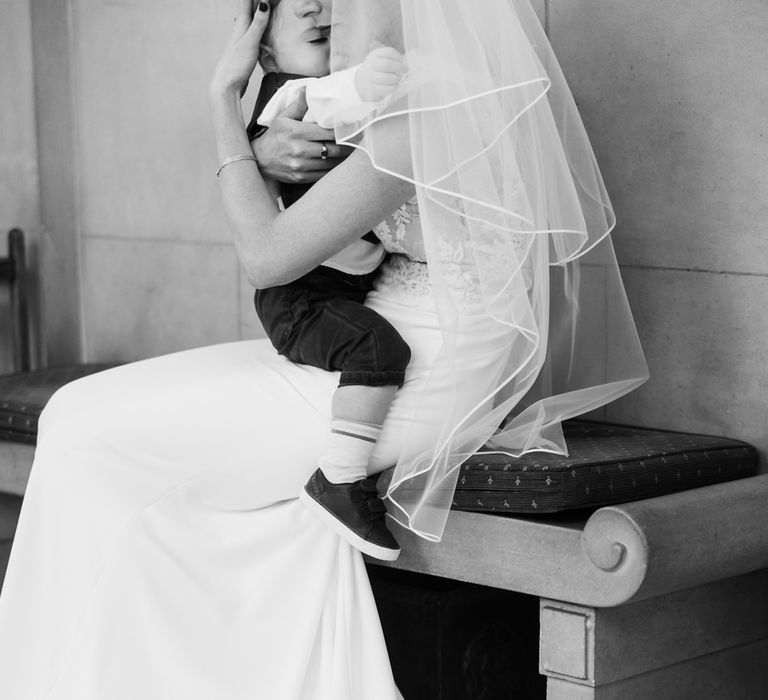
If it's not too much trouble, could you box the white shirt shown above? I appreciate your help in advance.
[257,66,380,130]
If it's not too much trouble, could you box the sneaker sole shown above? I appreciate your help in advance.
[299,488,401,562]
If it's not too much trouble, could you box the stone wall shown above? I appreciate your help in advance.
[0,0,39,372]
[62,0,263,361]
[548,0,768,460]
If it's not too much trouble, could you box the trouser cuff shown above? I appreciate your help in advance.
[338,371,406,388]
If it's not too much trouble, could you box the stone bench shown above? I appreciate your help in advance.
[3,411,767,698]
[370,469,768,698]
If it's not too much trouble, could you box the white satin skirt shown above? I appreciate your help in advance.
[0,293,513,699]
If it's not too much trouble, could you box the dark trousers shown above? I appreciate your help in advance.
[255,266,411,388]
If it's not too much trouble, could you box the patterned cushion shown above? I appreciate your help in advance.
[453,420,759,514]
[0,365,115,444]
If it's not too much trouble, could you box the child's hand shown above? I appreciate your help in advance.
[355,47,407,102]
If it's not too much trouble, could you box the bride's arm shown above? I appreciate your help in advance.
[211,90,412,289]
[210,2,413,290]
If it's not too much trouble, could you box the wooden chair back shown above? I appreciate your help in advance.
[0,229,31,373]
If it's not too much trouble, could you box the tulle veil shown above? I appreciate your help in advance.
[329,0,648,540]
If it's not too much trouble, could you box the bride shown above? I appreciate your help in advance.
[0,0,646,697]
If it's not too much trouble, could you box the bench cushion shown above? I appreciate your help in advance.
[453,421,759,514]
[0,365,115,444]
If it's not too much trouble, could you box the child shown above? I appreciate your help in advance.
[246,0,410,561]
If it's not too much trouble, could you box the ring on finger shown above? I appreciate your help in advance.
[320,142,329,160]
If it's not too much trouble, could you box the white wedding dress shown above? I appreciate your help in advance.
[0,205,517,699]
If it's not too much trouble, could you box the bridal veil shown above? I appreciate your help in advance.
[329,0,648,540]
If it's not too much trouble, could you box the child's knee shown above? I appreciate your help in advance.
[380,328,411,373]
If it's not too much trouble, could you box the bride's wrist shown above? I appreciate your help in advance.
[208,87,247,135]
[208,80,243,107]
[209,87,255,167]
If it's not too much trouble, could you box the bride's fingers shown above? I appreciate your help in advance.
[244,1,271,41]
[232,0,255,38]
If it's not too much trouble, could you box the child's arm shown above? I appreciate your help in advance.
[305,48,407,128]
[259,48,406,131]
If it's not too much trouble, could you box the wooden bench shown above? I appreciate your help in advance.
[1,229,112,488]
[0,228,32,570]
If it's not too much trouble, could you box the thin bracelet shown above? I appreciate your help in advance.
[216,154,258,178]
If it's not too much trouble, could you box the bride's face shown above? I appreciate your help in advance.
[264,0,333,77]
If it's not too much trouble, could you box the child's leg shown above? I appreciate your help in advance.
[332,384,397,425]
[313,296,410,485]
[318,385,398,484]
[302,380,403,560]
[277,290,411,486]
[284,296,410,559]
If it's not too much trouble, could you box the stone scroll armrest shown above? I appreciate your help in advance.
[375,474,768,608]
[583,472,768,604]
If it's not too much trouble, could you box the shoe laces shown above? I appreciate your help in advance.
[353,478,387,522]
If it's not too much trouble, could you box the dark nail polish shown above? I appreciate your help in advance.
[258,1,269,11]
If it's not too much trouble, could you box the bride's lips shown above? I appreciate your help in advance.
[307,25,331,44]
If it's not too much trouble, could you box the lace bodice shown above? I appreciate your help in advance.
[370,196,434,309]
[372,196,426,261]
[370,195,532,312]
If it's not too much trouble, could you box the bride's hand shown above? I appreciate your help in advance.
[252,89,353,184]
[210,0,271,98]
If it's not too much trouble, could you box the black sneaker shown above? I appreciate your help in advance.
[299,469,401,561]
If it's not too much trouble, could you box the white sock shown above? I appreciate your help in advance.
[318,419,383,484]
